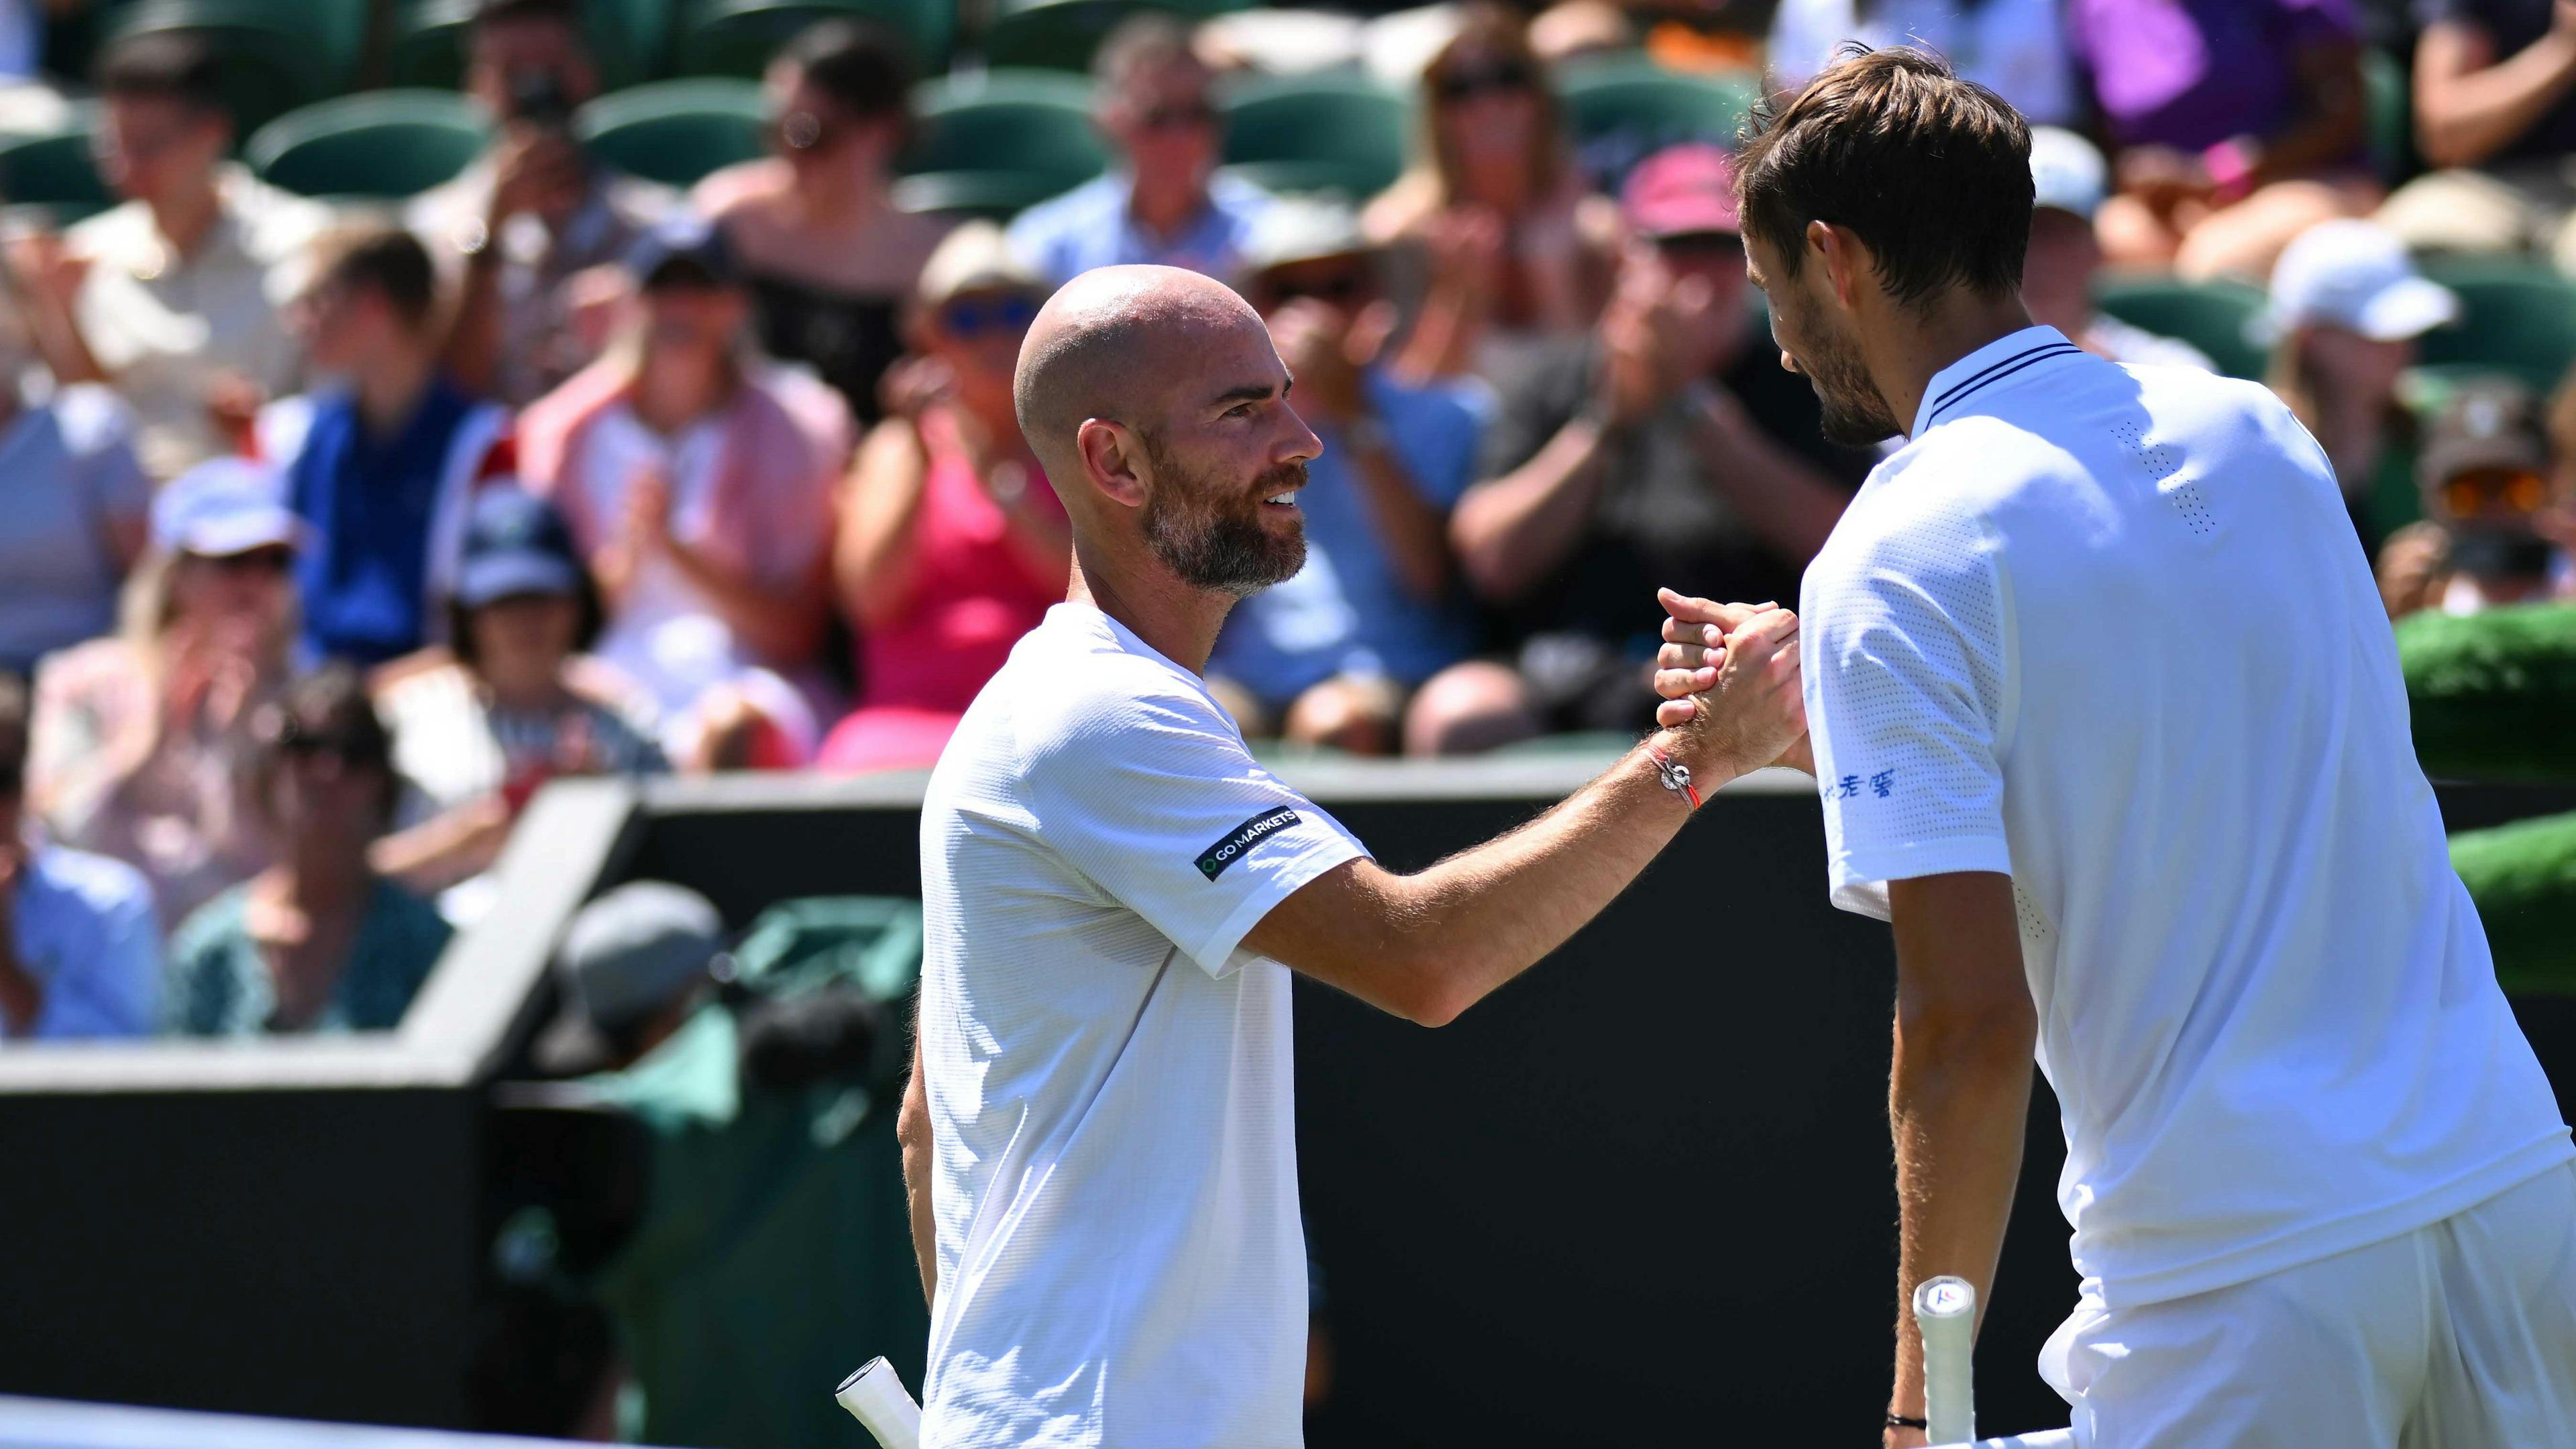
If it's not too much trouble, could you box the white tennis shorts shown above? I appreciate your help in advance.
[2041,1163,2576,1447]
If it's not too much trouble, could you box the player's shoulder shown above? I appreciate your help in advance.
[971,607,1236,769]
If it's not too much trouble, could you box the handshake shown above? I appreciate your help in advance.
[1646,586,1815,787]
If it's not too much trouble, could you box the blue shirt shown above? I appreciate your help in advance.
[1212,370,1488,706]
[7,843,160,1040]
[288,376,478,666]
[1006,171,1276,284]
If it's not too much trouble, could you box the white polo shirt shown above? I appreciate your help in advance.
[1800,326,2572,1309]
[917,602,1368,1448]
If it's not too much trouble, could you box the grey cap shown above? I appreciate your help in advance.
[1238,197,1373,278]
[535,881,724,1075]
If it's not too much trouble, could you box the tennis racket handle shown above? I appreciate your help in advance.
[1914,1275,1978,1445]
[835,1356,923,1449]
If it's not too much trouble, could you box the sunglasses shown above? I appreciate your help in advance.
[0,761,21,798]
[939,292,1043,339]
[1136,101,1218,132]
[1434,62,1534,105]
[2441,466,2549,519]
[199,545,296,576]
[1262,271,1370,309]
[277,723,385,769]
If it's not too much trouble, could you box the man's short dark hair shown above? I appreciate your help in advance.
[316,225,441,332]
[1092,13,1196,90]
[783,17,913,122]
[95,31,227,120]
[0,670,28,796]
[472,0,582,34]
[1735,46,2032,313]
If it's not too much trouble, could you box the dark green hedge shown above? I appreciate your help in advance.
[2455,810,2576,996]
[2399,604,2576,784]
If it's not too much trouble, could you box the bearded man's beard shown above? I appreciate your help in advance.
[1139,433,1309,597]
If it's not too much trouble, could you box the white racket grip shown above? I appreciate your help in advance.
[1915,1275,1978,1446]
[835,1356,923,1449]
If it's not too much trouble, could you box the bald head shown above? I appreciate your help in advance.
[1014,265,1268,486]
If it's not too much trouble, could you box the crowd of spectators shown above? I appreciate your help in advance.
[3,0,2574,1044]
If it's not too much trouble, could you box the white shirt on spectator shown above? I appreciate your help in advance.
[5,843,161,1040]
[918,602,1368,1449]
[69,166,331,480]
[1800,326,2573,1309]
[574,404,751,729]
[1768,0,2080,127]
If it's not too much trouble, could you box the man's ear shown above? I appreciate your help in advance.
[1807,219,1870,311]
[1076,417,1150,508]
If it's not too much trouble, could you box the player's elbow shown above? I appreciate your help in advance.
[1896,991,2038,1071]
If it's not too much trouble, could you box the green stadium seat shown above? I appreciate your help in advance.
[388,0,669,91]
[2363,46,2416,186]
[1218,69,1407,202]
[898,70,1106,218]
[574,78,767,189]
[246,92,492,201]
[0,120,113,225]
[2414,259,2576,393]
[1556,56,1760,157]
[669,0,953,78]
[2092,274,2271,380]
[979,0,1248,74]
[103,0,370,136]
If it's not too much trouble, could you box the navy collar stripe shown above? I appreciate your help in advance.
[1926,342,2079,412]
[1926,346,2083,425]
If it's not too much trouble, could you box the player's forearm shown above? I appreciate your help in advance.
[1885,1006,2033,1421]
[1291,745,1696,1026]
[899,1038,937,1307]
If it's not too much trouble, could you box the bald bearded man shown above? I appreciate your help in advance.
[896,265,1803,1449]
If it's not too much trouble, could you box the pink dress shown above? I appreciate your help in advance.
[817,411,1067,772]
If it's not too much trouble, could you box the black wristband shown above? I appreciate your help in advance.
[1886,1411,1929,1432]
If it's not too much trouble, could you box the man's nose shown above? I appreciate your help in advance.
[1277,405,1323,464]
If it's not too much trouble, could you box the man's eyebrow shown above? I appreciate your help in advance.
[1209,378,1288,408]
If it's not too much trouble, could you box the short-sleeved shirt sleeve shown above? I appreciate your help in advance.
[1026,685,1368,976]
[1801,492,2017,920]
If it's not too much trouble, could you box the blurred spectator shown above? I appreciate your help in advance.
[695,20,949,427]
[1203,199,1492,757]
[1364,3,1621,383]
[2074,0,2377,280]
[376,489,666,916]
[265,226,514,667]
[1008,15,1275,284]
[413,0,676,407]
[1444,144,1869,739]
[531,880,724,1075]
[0,330,150,677]
[2412,378,2576,610]
[2258,219,2460,545]
[0,671,161,1042]
[1768,0,2080,127]
[166,666,450,1036]
[816,223,1066,773]
[2023,127,2218,370]
[2378,0,2576,268]
[3,32,329,480]
[518,219,837,771]
[29,459,301,927]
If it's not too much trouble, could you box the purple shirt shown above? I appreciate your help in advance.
[2069,0,2359,153]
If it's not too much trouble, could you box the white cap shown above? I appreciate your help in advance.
[2029,127,2105,220]
[2255,220,2459,344]
[1239,197,1372,276]
[150,457,308,559]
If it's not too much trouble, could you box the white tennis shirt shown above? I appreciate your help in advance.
[916,602,1367,1448]
[1801,326,2572,1309]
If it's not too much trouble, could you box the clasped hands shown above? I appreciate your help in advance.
[1649,586,1816,782]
